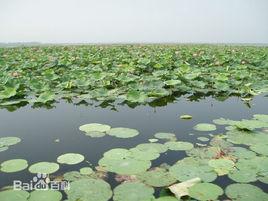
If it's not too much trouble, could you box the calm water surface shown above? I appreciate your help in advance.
[0,94,267,197]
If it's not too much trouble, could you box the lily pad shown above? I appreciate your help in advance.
[106,127,139,138]
[250,144,268,156]
[113,182,154,201]
[29,162,59,174]
[208,159,235,175]
[154,132,176,140]
[0,137,21,146]
[0,190,29,201]
[254,114,268,122]
[57,153,85,165]
[135,143,168,153]
[80,167,93,175]
[28,190,62,201]
[130,148,160,161]
[225,183,268,201]
[137,168,177,187]
[193,123,216,131]
[189,183,223,201]
[66,178,112,201]
[85,131,106,138]
[79,123,111,133]
[1,159,28,173]
[228,169,257,183]
[165,141,193,151]
[197,137,209,142]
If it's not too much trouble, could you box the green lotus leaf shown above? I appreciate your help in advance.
[103,148,132,159]
[57,153,85,165]
[126,90,148,103]
[85,131,106,138]
[189,183,223,201]
[80,167,93,175]
[106,127,139,138]
[0,146,8,152]
[208,159,235,175]
[64,171,87,182]
[1,159,28,173]
[228,169,257,183]
[0,189,29,201]
[0,137,21,146]
[165,141,193,151]
[66,178,112,201]
[164,80,181,86]
[79,123,111,133]
[29,162,59,174]
[154,132,176,140]
[186,147,219,159]
[135,143,168,153]
[34,91,55,103]
[213,118,237,125]
[113,182,154,201]
[250,144,268,156]
[225,184,268,201]
[137,168,177,187]
[0,87,17,99]
[229,147,256,159]
[153,197,177,201]
[129,148,160,161]
[180,115,192,120]
[28,190,62,201]
[193,123,216,131]
[197,137,209,142]
[254,114,268,122]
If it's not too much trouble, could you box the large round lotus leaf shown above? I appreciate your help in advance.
[154,132,176,140]
[186,147,219,159]
[236,157,268,173]
[85,131,106,138]
[229,147,256,159]
[57,153,85,165]
[29,162,59,174]
[113,182,154,201]
[209,136,233,149]
[250,144,268,156]
[254,114,268,122]
[0,190,29,201]
[135,143,168,153]
[129,148,160,161]
[189,183,223,201]
[234,119,268,130]
[208,159,235,175]
[154,197,177,201]
[0,137,21,146]
[98,157,151,175]
[1,159,28,173]
[213,118,237,125]
[225,184,268,201]
[106,127,139,138]
[193,123,216,131]
[64,171,86,181]
[169,159,217,182]
[66,178,112,201]
[227,130,268,145]
[28,190,62,201]
[165,141,193,151]
[137,168,176,187]
[103,148,131,159]
[79,123,111,133]
[80,167,93,175]
[228,169,257,183]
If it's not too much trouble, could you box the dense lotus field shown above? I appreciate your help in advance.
[0,45,268,201]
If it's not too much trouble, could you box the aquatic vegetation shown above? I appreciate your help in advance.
[188,183,223,201]
[28,162,59,174]
[0,137,21,152]
[1,45,268,108]
[57,153,85,165]
[154,132,176,140]
[165,141,194,151]
[106,127,139,138]
[28,190,62,201]
[79,167,93,175]
[0,159,28,173]
[193,123,217,131]
[0,189,29,201]
[179,114,192,120]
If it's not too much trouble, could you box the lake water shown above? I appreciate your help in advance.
[0,94,268,198]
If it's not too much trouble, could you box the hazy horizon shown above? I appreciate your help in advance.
[1,0,268,44]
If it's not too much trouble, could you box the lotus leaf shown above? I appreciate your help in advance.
[189,183,223,201]
[193,123,216,131]
[29,162,59,174]
[28,190,62,201]
[165,141,193,151]
[208,159,235,175]
[57,153,85,165]
[0,190,29,201]
[79,123,111,133]
[1,159,28,173]
[154,132,176,140]
[106,127,139,138]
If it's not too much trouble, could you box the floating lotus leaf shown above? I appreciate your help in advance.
[193,123,216,131]
[180,115,192,120]
[228,169,257,183]
[213,118,237,125]
[80,167,93,175]
[165,141,193,151]
[85,131,106,138]
[0,189,29,201]
[153,197,177,201]
[236,157,268,173]
[229,147,256,159]
[98,157,151,175]
[258,174,268,184]
[129,148,160,161]
[225,184,268,201]
[234,119,268,131]
[126,90,148,103]
[79,123,111,133]
[164,80,181,86]
[103,148,131,159]
[186,147,219,159]
[197,137,209,142]
[28,190,62,201]
[113,182,154,201]
[0,137,21,146]
[1,159,28,173]
[250,144,268,156]
[169,158,217,182]
[57,153,85,165]
[208,159,235,175]
[137,168,177,187]
[189,183,223,201]
[135,143,167,153]
[209,136,233,149]
[64,171,87,181]
[106,127,139,138]
[254,114,268,122]
[154,132,176,140]
[0,146,8,152]
[29,162,59,174]
[66,178,112,201]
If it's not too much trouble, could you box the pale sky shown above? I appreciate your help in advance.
[0,0,268,44]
